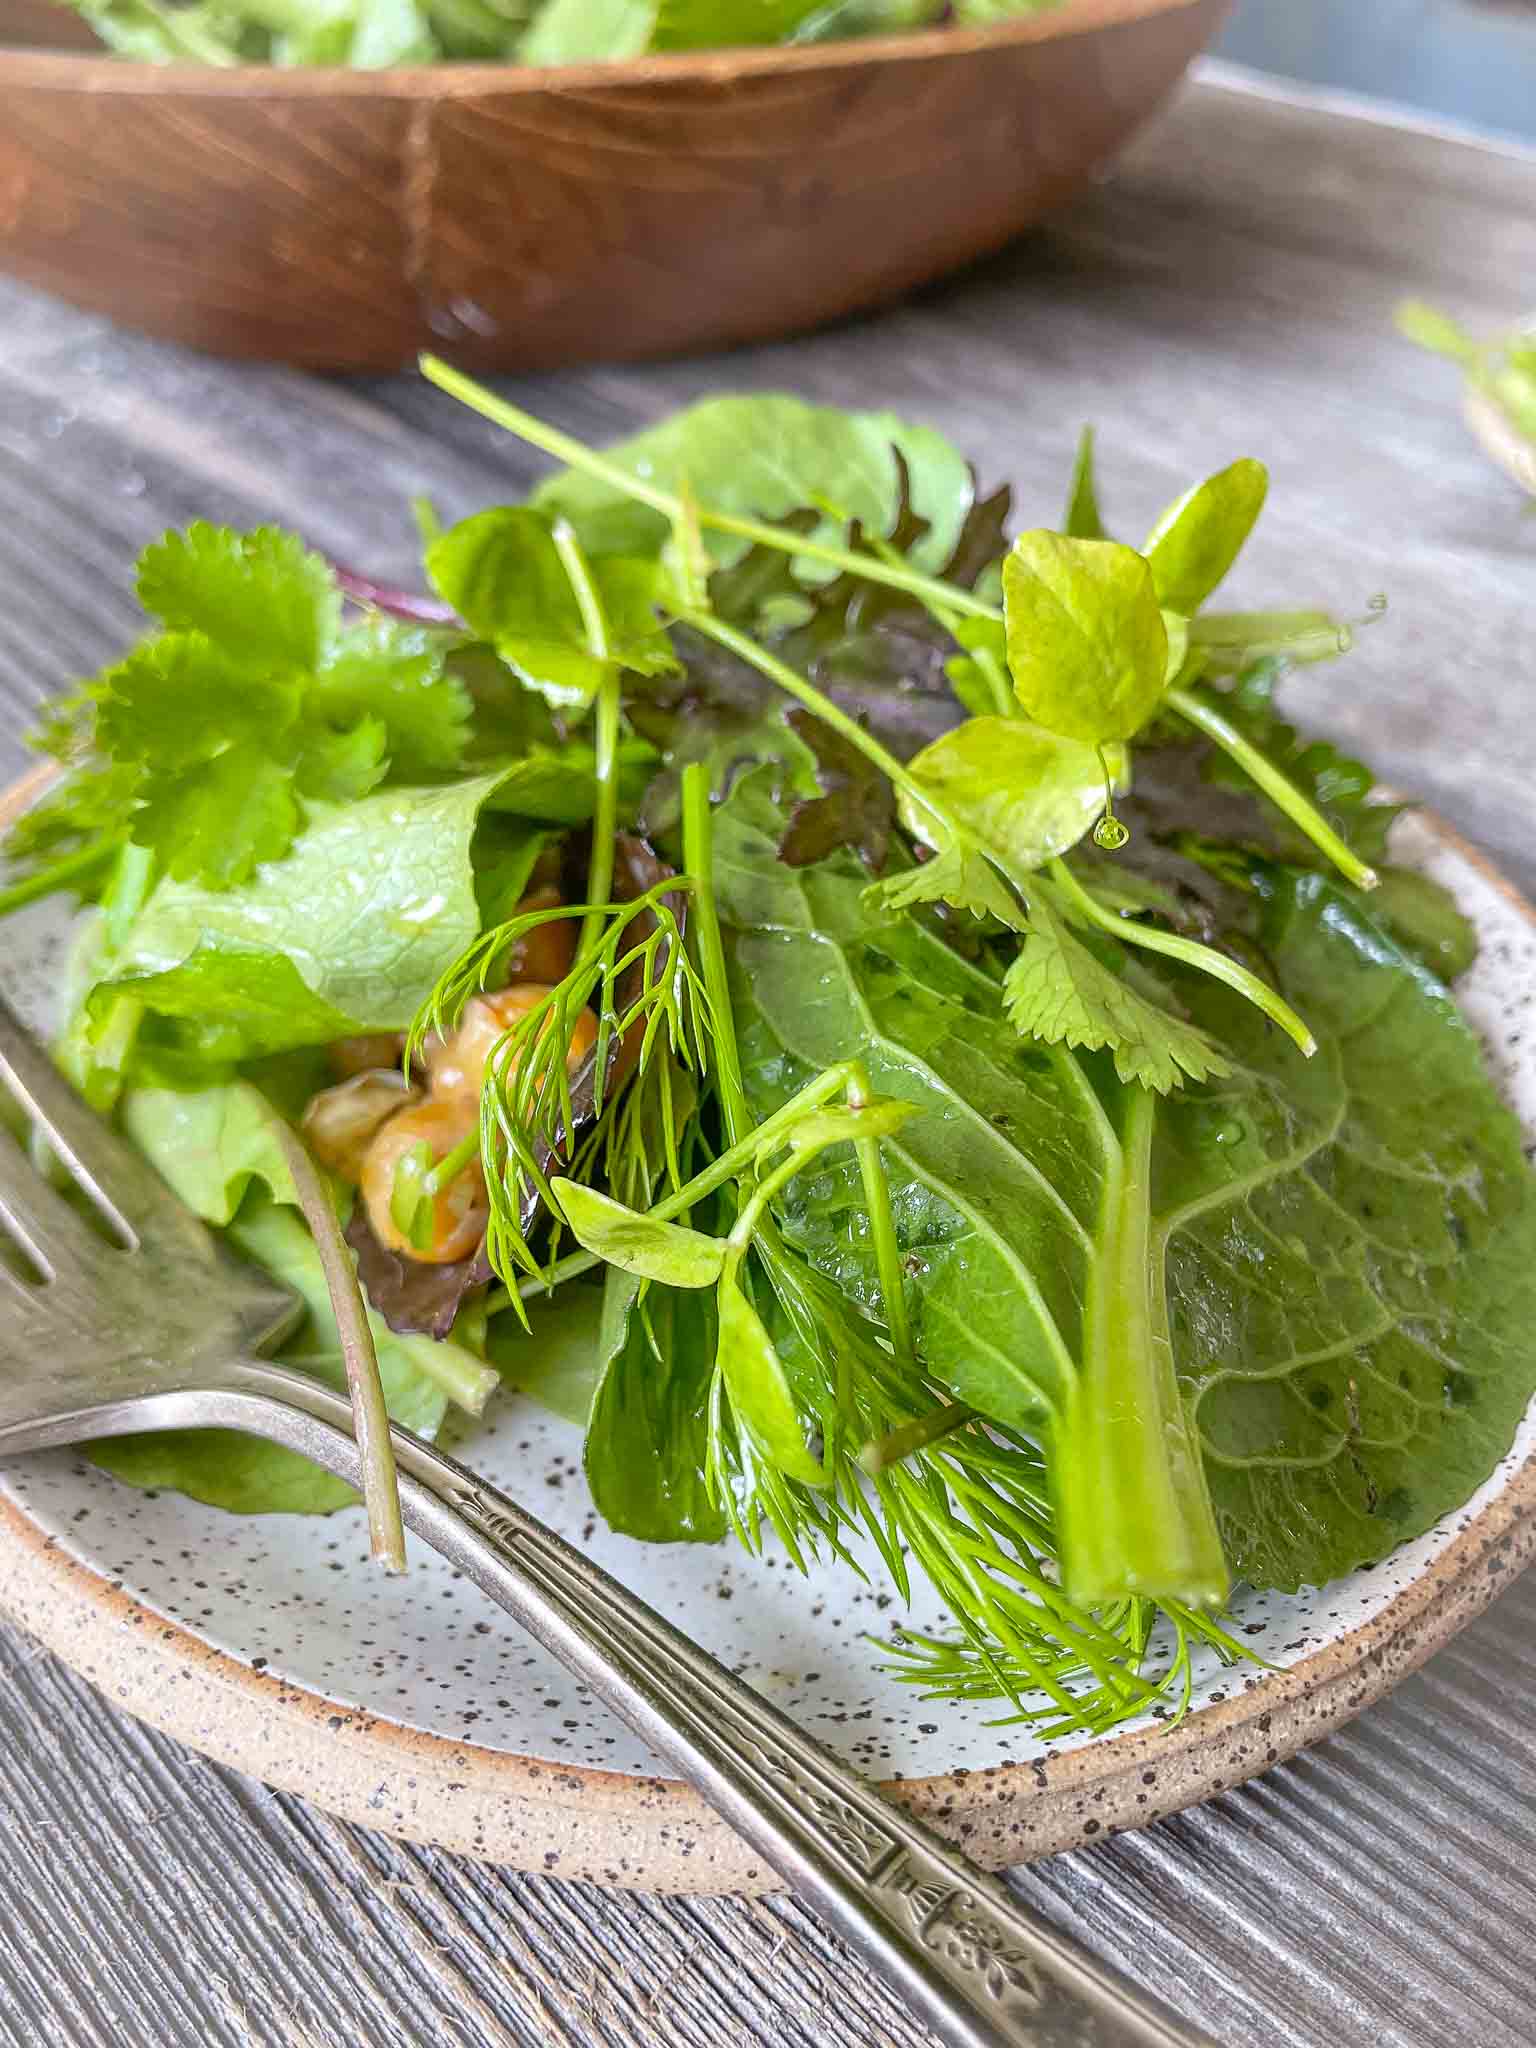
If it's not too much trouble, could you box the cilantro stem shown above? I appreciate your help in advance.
[1166,684,1379,891]
[551,519,620,958]
[269,1119,407,1575]
[0,837,123,922]
[1048,858,1318,1059]
[419,358,998,622]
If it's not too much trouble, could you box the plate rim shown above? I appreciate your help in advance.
[1,771,1532,1893]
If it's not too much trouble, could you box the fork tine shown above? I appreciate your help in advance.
[0,1130,111,1277]
[0,992,184,1247]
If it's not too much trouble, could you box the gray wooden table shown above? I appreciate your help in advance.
[0,62,1532,2048]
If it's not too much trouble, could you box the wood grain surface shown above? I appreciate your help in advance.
[0,0,1225,369]
[0,62,1533,2048]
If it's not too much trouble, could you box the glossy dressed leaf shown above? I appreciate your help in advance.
[531,394,974,576]
[1002,895,1229,1094]
[551,1179,724,1287]
[716,1266,828,1486]
[1002,532,1168,745]
[862,838,1020,927]
[426,509,675,710]
[98,773,509,1056]
[135,523,341,674]
[1142,459,1268,617]
[489,1281,609,1428]
[900,716,1124,878]
[585,1270,727,1541]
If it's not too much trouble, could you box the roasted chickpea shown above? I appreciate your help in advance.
[506,886,576,987]
[328,1033,406,1081]
[301,1069,419,1183]
[360,1099,488,1264]
[424,986,599,1109]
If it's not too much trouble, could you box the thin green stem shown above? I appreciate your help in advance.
[551,519,620,956]
[860,1401,976,1475]
[421,1126,481,1198]
[680,760,749,1146]
[419,358,998,621]
[844,1060,914,1371]
[1048,858,1318,1059]
[269,1120,407,1575]
[0,837,122,922]
[1166,684,1379,891]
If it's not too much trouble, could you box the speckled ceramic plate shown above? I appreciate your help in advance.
[0,773,1532,1894]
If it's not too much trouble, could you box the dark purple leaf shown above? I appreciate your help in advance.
[777,709,895,874]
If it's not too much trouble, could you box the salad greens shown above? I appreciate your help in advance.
[7,370,1534,1731]
[64,0,1058,68]
[1398,299,1536,466]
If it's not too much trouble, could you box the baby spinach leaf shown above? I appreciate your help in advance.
[899,716,1121,877]
[1142,459,1268,617]
[551,1179,724,1286]
[1002,533,1168,745]
[531,394,974,577]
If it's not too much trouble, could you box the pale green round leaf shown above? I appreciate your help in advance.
[899,715,1127,876]
[1002,533,1168,745]
[551,1179,724,1288]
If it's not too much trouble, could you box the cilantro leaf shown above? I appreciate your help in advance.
[309,618,471,778]
[865,840,1019,926]
[96,633,300,768]
[1002,893,1229,1093]
[134,746,300,888]
[136,523,341,673]
[292,717,389,804]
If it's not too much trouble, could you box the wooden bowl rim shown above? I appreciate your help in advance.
[0,0,1217,94]
[0,762,1531,1889]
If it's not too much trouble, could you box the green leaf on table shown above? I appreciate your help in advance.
[1062,425,1106,540]
[1002,532,1168,745]
[899,716,1125,878]
[531,394,975,577]
[716,1265,828,1486]
[426,508,676,710]
[1142,459,1269,617]
[1001,893,1229,1094]
[551,1179,725,1287]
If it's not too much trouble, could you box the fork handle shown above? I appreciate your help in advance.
[200,1368,1208,2048]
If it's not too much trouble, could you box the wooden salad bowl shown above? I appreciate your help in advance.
[0,0,1226,371]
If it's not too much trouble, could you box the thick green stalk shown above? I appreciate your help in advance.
[1166,684,1379,891]
[419,358,997,621]
[1054,1087,1228,1609]
[681,761,749,1146]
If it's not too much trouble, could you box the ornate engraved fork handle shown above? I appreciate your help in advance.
[227,1367,1211,2048]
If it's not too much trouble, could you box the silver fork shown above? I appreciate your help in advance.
[0,994,1212,2048]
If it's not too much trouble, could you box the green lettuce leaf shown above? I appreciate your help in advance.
[94,773,508,1057]
[531,394,974,576]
